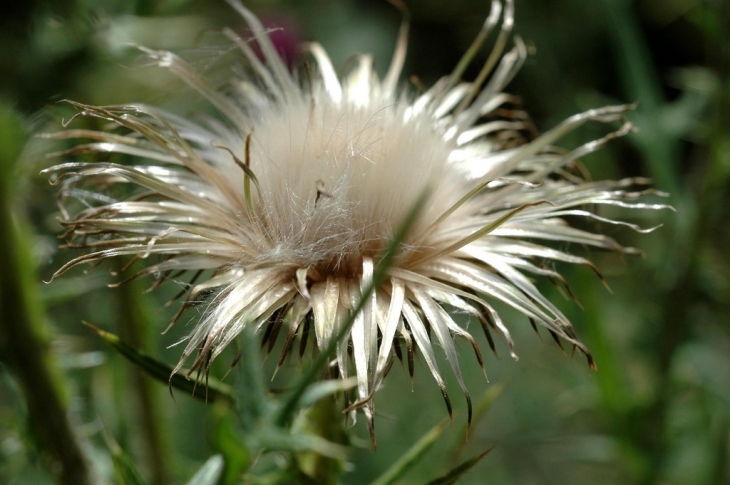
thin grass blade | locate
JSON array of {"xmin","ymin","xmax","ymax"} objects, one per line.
[
  {"xmin": 273, "ymin": 187, "xmax": 431, "ymax": 426},
  {"xmin": 426, "ymin": 447, "xmax": 495, "ymax": 485},
  {"xmin": 370, "ymin": 419, "xmax": 450, "ymax": 485},
  {"xmin": 83, "ymin": 322, "xmax": 234, "ymax": 404}
]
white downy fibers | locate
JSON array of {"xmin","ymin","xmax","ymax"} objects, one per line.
[{"xmin": 44, "ymin": 0, "xmax": 670, "ymax": 443}]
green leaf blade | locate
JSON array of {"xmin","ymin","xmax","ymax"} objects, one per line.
[
  {"xmin": 426, "ymin": 448, "xmax": 495, "ymax": 485},
  {"xmin": 184, "ymin": 455, "xmax": 225, "ymax": 485},
  {"xmin": 83, "ymin": 322, "xmax": 234, "ymax": 404}
]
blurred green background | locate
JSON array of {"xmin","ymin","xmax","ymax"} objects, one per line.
[{"xmin": 0, "ymin": 0, "xmax": 728, "ymax": 484}]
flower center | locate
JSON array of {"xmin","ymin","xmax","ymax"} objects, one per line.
[{"xmin": 246, "ymin": 89, "xmax": 463, "ymax": 273}]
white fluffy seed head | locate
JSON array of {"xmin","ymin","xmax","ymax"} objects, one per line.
[{"xmin": 44, "ymin": 0, "xmax": 670, "ymax": 445}]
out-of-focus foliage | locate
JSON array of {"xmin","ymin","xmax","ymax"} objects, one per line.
[{"xmin": 0, "ymin": 0, "xmax": 727, "ymax": 484}]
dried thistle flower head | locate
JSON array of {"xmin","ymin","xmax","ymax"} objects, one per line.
[{"xmin": 44, "ymin": 0, "xmax": 668, "ymax": 442}]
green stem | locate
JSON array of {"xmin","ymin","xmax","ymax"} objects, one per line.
[
  {"xmin": 297, "ymin": 397, "xmax": 348, "ymax": 485},
  {"xmin": 116, "ymin": 268, "xmax": 170, "ymax": 485},
  {"xmin": 0, "ymin": 105, "xmax": 90, "ymax": 485}
]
